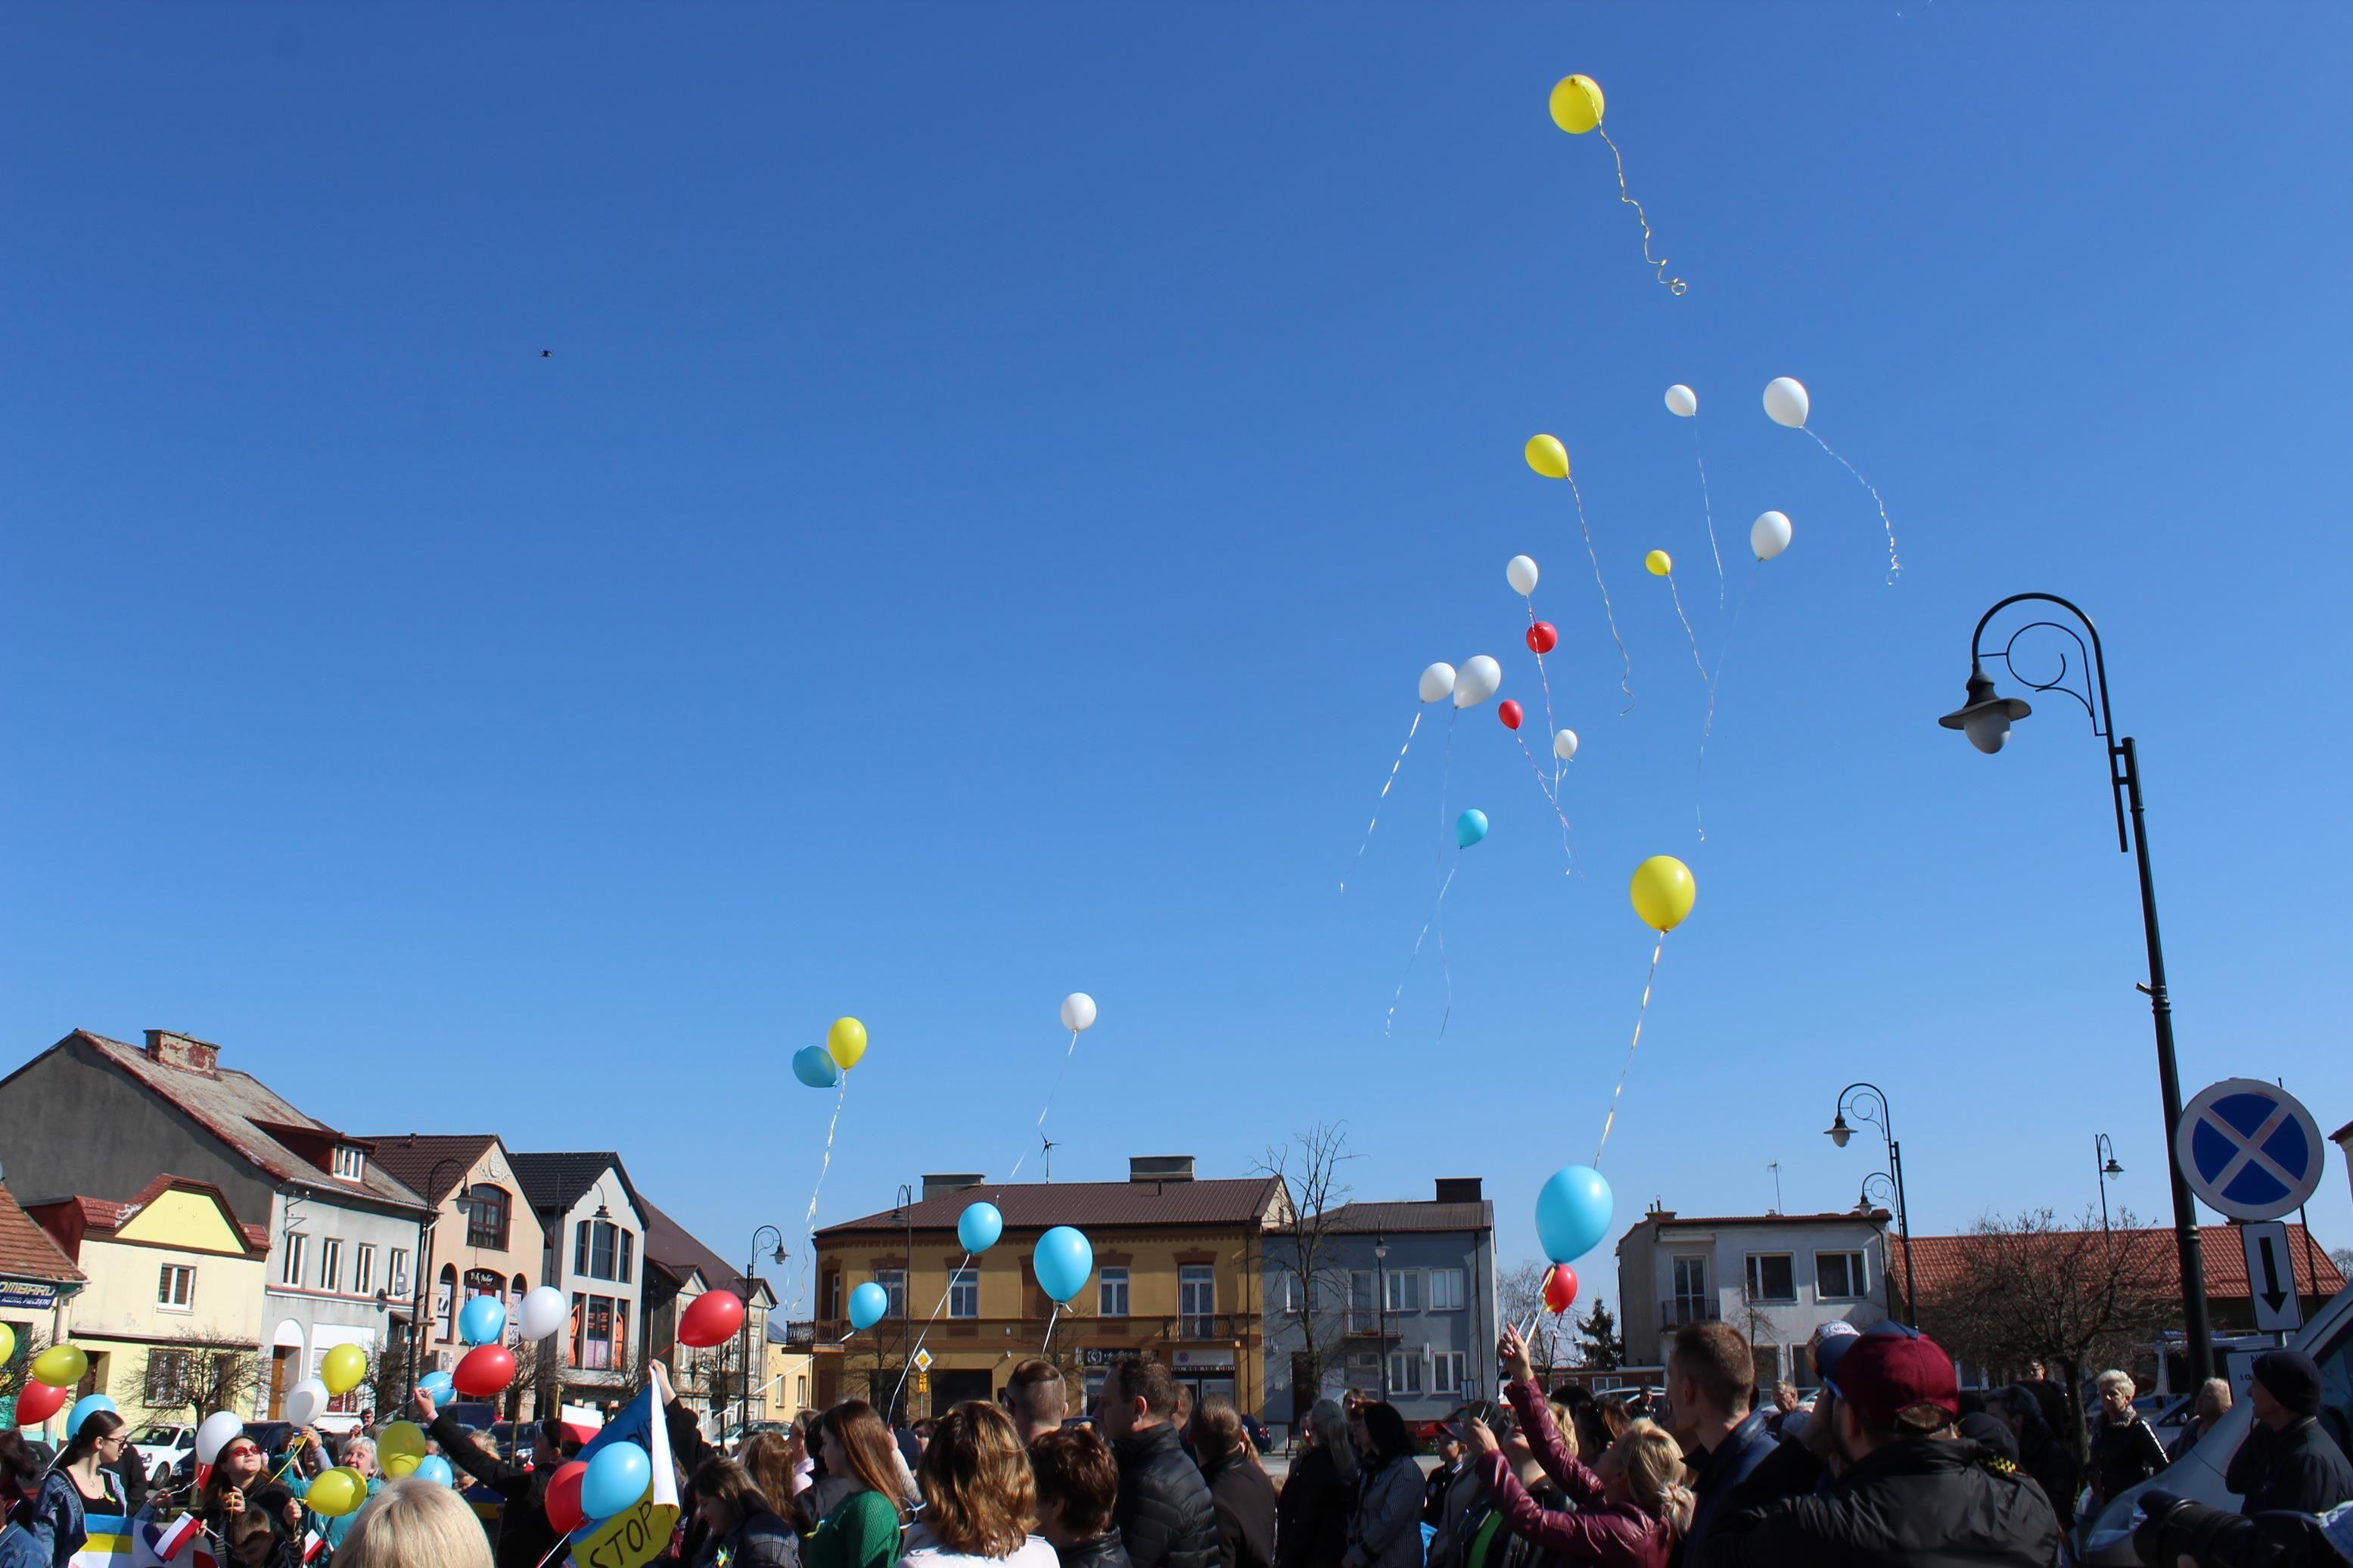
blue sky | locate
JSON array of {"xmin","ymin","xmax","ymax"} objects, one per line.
[{"xmin": 7, "ymin": 5, "xmax": 2351, "ymax": 1318}]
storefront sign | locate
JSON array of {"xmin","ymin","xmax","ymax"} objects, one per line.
[
  {"xmin": 1080, "ymin": 1347, "xmax": 1137, "ymax": 1368},
  {"xmin": 0, "ymin": 1281, "xmax": 61, "ymax": 1311},
  {"xmin": 1172, "ymin": 1349, "xmax": 1234, "ymax": 1372}
]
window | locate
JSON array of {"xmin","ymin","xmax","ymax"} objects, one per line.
[
  {"xmin": 620, "ymin": 1231, "xmax": 633, "ymax": 1284},
  {"xmin": 388, "ymin": 1248, "xmax": 410, "ymax": 1297},
  {"xmin": 615, "ymin": 1300, "xmax": 630, "ymax": 1368},
  {"xmin": 1428, "ymin": 1268, "xmax": 1466, "ymax": 1312},
  {"xmin": 949, "ymin": 1266, "xmax": 978, "ymax": 1320},
  {"xmin": 1098, "ymin": 1267, "xmax": 1130, "ymax": 1318},
  {"xmin": 1388, "ymin": 1350, "xmax": 1423, "ymax": 1396},
  {"xmin": 796, "ymin": 1376, "xmax": 807, "ymax": 1406},
  {"xmin": 436, "ymin": 1264, "xmax": 458, "ymax": 1342},
  {"xmin": 332, "ymin": 1146, "xmax": 365, "ymax": 1181},
  {"xmin": 576, "ymin": 1293, "xmax": 617, "ymax": 1370},
  {"xmin": 1816, "ymin": 1251, "xmax": 1866, "ymax": 1300},
  {"xmin": 353, "ymin": 1245, "xmax": 376, "ymax": 1297},
  {"xmin": 574, "ymin": 1218, "xmax": 633, "ymax": 1283},
  {"xmin": 874, "ymin": 1268, "xmax": 906, "ymax": 1318},
  {"xmin": 1669, "ymin": 1256, "xmax": 1711, "ymax": 1325},
  {"xmin": 1744, "ymin": 1254, "xmax": 1795, "ymax": 1303},
  {"xmin": 1752, "ymin": 1345, "xmax": 1781, "ymax": 1386},
  {"xmin": 1792, "ymin": 1343, "xmax": 1817, "ymax": 1388},
  {"xmin": 825, "ymin": 1273, "xmax": 842, "ymax": 1323},
  {"xmin": 1347, "ymin": 1271, "xmax": 1379, "ymax": 1334},
  {"xmin": 467, "ymin": 1186, "xmax": 511, "ymax": 1250},
  {"xmin": 319, "ymin": 1239, "xmax": 343, "ymax": 1293},
  {"xmin": 281, "ymin": 1233, "xmax": 308, "ymax": 1288},
  {"xmin": 157, "ymin": 1265, "xmax": 195, "ymax": 1311},
  {"xmin": 1180, "ymin": 1266, "xmax": 1216, "ymax": 1338},
  {"xmin": 1432, "ymin": 1350, "xmax": 1467, "ymax": 1396},
  {"xmin": 1385, "ymin": 1270, "xmax": 1422, "ymax": 1314},
  {"xmin": 146, "ymin": 1349, "xmax": 192, "ymax": 1405}
]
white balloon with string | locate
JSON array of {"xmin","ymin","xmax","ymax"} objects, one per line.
[
  {"xmin": 1763, "ymin": 377, "xmax": 1898, "ymax": 580},
  {"xmin": 1343, "ymin": 664, "xmax": 1456, "ymax": 891}
]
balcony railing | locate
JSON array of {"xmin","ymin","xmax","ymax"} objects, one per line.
[
  {"xmin": 1660, "ymin": 1298, "xmax": 1720, "ymax": 1330},
  {"xmin": 814, "ymin": 1312, "xmax": 1247, "ymax": 1345},
  {"xmin": 1343, "ymin": 1312, "xmax": 1400, "ymax": 1340},
  {"xmin": 779, "ymin": 1321, "xmax": 817, "ymax": 1348}
]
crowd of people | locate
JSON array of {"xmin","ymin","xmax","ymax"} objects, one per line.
[{"xmin": 6, "ymin": 1329, "xmax": 2353, "ymax": 1568}]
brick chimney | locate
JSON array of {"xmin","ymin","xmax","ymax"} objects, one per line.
[{"xmin": 145, "ymin": 1029, "xmax": 221, "ymax": 1077}]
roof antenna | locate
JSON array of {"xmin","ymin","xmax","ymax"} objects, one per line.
[
  {"xmin": 1041, "ymin": 1135, "xmax": 1056, "ymax": 1183},
  {"xmin": 1767, "ymin": 1160, "xmax": 1783, "ymax": 1215}
]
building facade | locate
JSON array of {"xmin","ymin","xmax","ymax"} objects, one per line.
[
  {"xmin": 508, "ymin": 1152, "xmax": 648, "ymax": 1409},
  {"xmin": 1616, "ymin": 1206, "xmax": 1895, "ymax": 1387},
  {"xmin": 0, "ymin": 1030, "xmax": 430, "ymax": 1422},
  {"xmin": 812, "ymin": 1157, "xmax": 1282, "ymax": 1423},
  {"xmin": 1260, "ymin": 1178, "xmax": 1497, "ymax": 1442},
  {"xmin": 361, "ymin": 1134, "xmax": 549, "ymax": 1387},
  {"xmin": 640, "ymin": 1196, "xmax": 778, "ymax": 1434}
]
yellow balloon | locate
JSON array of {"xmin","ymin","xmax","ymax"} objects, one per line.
[
  {"xmin": 0, "ymin": 1324, "xmax": 14, "ymax": 1368},
  {"xmin": 306, "ymin": 1467, "xmax": 365, "ymax": 1519},
  {"xmin": 1645, "ymin": 550, "xmax": 1672, "ymax": 577},
  {"xmin": 31, "ymin": 1345, "xmax": 88, "ymax": 1389},
  {"xmin": 382, "ymin": 1452, "xmax": 421, "ymax": 1478},
  {"xmin": 379, "ymin": 1420, "xmax": 427, "ymax": 1464},
  {"xmin": 826, "ymin": 1016, "xmax": 868, "ymax": 1070},
  {"xmin": 320, "ymin": 1342, "xmax": 367, "ymax": 1396},
  {"xmin": 1629, "ymin": 855, "xmax": 1696, "ymax": 933},
  {"xmin": 1549, "ymin": 74, "xmax": 1605, "ymax": 135},
  {"xmin": 1524, "ymin": 434, "xmax": 1570, "ymax": 480}
]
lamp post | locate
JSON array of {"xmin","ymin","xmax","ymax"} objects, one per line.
[
  {"xmin": 1826, "ymin": 1082, "xmax": 1914, "ymax": 1327},
  {"xmin": 1373, "ymin": 1235, "xmax": 1389, "ymax": 1401},
  {"xmin": 894, "ymin": 1185, "xmax": 915, "ymax": 1424},
  {"xmin": 741, "ymin": 1226, "xmax": 788, "ymax": 1436},
  {"xmin": 1938, "ymin": 591, "xmax": 2213, "ymax": 1386},
  {"xmin": 2094, "ymin": 1136, "xmax": 2125, "ymax": 1237},
  {"xmin": 406, "ymin": 1157, "xmax": 473, "ymax": 1396}
]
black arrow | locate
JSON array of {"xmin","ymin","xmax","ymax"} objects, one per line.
[{"xmin": 2258, "ymin": 1232, "xmax": 2289, "ymax": 1315}]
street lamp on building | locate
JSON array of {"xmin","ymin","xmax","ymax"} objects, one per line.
[
  {"xmin": 1826, "ymin": 1082, "xmax": 1914, "ymax": 1327},
  {"xmin": 1938, "ymin": 591, "xmax": 2213, "ymax": 1386},
  {"xmin": 1373, "ymin": 1236, "xmax": 1390, "ymax": 1400},
  {"xmin": 2095, "ymin": 1135, "xmax": 2125, "ymax": 1235},
  {"xmin": 741, "ymin": 1225, "xmax": 788, "ymax": 1435},
  {"xmin": 406, "ymin": 1156, "xmax": 474, "ymax": 1396}
]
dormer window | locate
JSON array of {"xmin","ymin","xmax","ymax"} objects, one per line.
[{"xmin": 332, "ymin": 1146, "xmax": 365, "ymax": 1181}]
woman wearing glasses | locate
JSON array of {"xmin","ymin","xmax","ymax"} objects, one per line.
[{"xmin": 0, "ymin": 1408, "xmax": 130, "ymax": 1567}]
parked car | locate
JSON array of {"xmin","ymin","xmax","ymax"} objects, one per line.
[
  {"xmin": 720, "ymin": 1419, "xmax": 791, "ymax": 1454},
  {"xmin": 128, "ymin": 1423, "xmax": 196, "ymax": 1483}
]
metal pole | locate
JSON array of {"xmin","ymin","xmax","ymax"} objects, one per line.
[
  {"xmin": 2096, "ymin": 1137, "xmax": 2112, "ymax": 1235},
  {"xmin": 739, "ymin": 1252, "xmax": 754, "ymax": 1437},
  {"xmin": 1890, "ymin": 1138, "xmax": 1916, "ymax": 1328}
]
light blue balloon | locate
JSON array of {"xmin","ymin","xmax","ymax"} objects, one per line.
[
  {"xmin": 1455, "ymin": 809, "xmax": 1489, "ymax": 849},
  {"xmin": 418, "ymin": 1371, "xmax": 455, "ymax": 1405},
  {"xmin": 792, "ymin": 1045, "xmax": 841, "ymax": 1089},
  {"xmin": 1534, "ymin": 1165, "xmax": 1612, "ymax": 1264},
  {"xmin": 957, "ymin": 1201, "xmax": 1003, "ymax": 1255},
  {"xmin": 848, "ymin": 1281, "xmax": 891, "ymax": 1330},
  {"xmin": 458, "ymin": 1295, "xmax": 507, "ymax": 1348},
  {"xmin": 580, "ymin": 1439, "xmax": 651, "ymax": 1520},
  {"xmin": 415, "ymin": 1455, "xmax": 455, "ymax": 1487},
  {"xmin": 65, "ymin": 1394, "xmax": 117, "ymax": 1438},
  {"xmin": 1033, "ymin": 1225, "xmax": 1093, "ymax": 1304}
]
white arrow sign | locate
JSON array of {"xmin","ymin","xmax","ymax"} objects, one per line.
[{"xmin": 2243, "ymin": 1221, "xmax": 2303, "ymax": 1334}]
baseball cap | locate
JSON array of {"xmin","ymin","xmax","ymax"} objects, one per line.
[
  {"xmin": 1811, "ymin": 1321, "xmax": 1863, "ymax": 1381},
  {"xmin": 1823, "ymin": 1321, "xmax": 1958, "ymax": 1432}
]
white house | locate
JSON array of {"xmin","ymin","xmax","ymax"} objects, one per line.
[{"xmin": 508, "ymin": 1152, "xmax": 648, "ymax": 1408}]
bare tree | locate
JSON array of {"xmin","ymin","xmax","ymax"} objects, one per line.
[
  {"xmin": 1497, "ymin": 1261, "xmax": 1577, "ymax": 1378},
  {"xmin": 152, "ymin": 1329, "xmax": 266, "ymax": 1425},
  {"xmin": 1256, "ymin": 1122, "xmax": 1357, "ymax": 1414},
  {"xmin": 2332, "ymin": 1247, "xmax": 2353, "ymax": 1283},
  {"xmin": 1, "ymin": 1323, "xmax": 51, "ymax": 1411},
  {"xmin": 1915, "ymin": 1206, "xmax": 2174, "ymax": 1467}
]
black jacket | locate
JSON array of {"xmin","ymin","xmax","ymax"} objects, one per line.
[
  {"xmin": 693, "ymin": 1506, "xmax": 803, "ymax": 1568},
  {"xmin": 1273, "ymin": 1445, "xmax": 1350, "ymax": 1568},
  {"xmin": 1699, "ymin": 1436, "xmax": 2063, "ymax": 1568},
  {"xmin": 2091, "ymin": 1414, "xmax": 2169, "ymax": 1504},
  {"xmin": 1717, "ymin": 1433, "xmax": 1824, "ymax": 1514},
  {"xmin": 2136, "ymin": 1494, "xmax": 2345, "ymax": 1568},
  {"xmin": 2226, "ymin": 1417, "xmax": 2353, "ymax": 1517},
  {"xmin": 2016, "ymin": 1417, "xmax": 2079, "ymax": 1533},
  {"xmin": 1201, "ymin": 1448, "xmax": 1276, "ymax": 1568},
  {"xmin": 1061, "ymin": 1532, "xmax": 1137, "ymax": 1568},
  {"xmin": 431, "ymin": 1411, "xmax": 558, "ymax": 1568},
  {"xmin": 1113, "ymin": 1424, "xmax": 1218, "ymax": 1568}
]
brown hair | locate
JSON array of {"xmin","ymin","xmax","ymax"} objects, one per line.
[
  {"xmin": 822, "ymin": 1399, "xmax": 909, "ymax": 1520},
  {"xmin": 1670, "ymin": 1321, "xmax": 1755, "ymax": 1417},
  {"xmin": 1028, "ymin": 1427, "xmax": 1118, "ymax": 1538},
  {"xmin": 226, "ymin": 1507, "xmax": 277, "ymax": 1548},
  {"xmin": 1191, "ymin": 1396, "xmax": 1248, "ymax": 1464},
  {"xmin": 737, "ymin": 1431, "xmax": 801, "ymax": 1525},
  {"xmin": 917, "ymin": 1402, "xmax": 1035, "ymax": 1560},
  {"xmin": 58, "ymin": 1408, "xmax": 126, "ymax": 1470},
  {"xmin": 1006, "ymin": 1359, "xmax": 1070, "ymax": 1426},
  {"xmin": 693, "ymin": 1456, "xmax": 780, "ymax": 1533},
  {"xmin": 0, "ymin": 1430, "xmax": 38, "ymax": 1498},
  {"xmin": 1108, "ymin": 1356, "xmax": 1176, "ymax": 1417}
]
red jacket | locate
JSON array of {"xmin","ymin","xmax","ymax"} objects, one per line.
[{"xmin": 1470, "ymin": 1379, "xmax": 1673, "ymax": 1568}]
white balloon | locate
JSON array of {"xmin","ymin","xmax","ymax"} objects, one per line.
[
  {"xmin": 284, "ymin": 1378, "xmax": 328, "ymax": 1427},
  {"xmin": 1505, "ymin": 555, "xmax": 1540, "ymax": 597},
  {"xmin": 1763, "ymin": 377, "xmax": 1810, "ymax": 430},
  {"xmin": 1664, "ymin": 384, "xmax": 1698, "ymax": 418},
  {"xmin": 1751, "ymin": 511, "xmax": 1793, "ymax": 561},
  {"xmin": 1452, "ymin": 656, "xmax": 1502, "ymax": 709},
  {"xmin": 519, "ymin": 1285, "xmax": 568, "ymax": 1342},
  {"xmin": 1553, "ymin": 728, "xmax": 1579, "ymax": 762},
  {"xmin": 196, "ymin": 1411, "xmax": 244, "ymax": 1464},
  {"xmin": 1418, "ymin": 663, "xmax": 1456, "ymax": 704},
  {"xmin": 1060, "ymin": 992, "xmax": 1097, "ymax": 1033}
]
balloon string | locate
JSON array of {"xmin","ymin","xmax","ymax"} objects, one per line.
[
  {"xmin": 1511, "ymin": 729, "xmax": 1575, "ymax": 874},
  {"xmin": 1807, "ymin": 427, "xmax": 1901, "ymax": 582},
  {"xmin": 798, "ymin": 1078, "xmax": 850, "ymax": 1316},
  {"xmin": 1667, "ymin": 573, "xmax": 1707, "ymax": 683},
  {"xmin": 1341, "ymin": 708, "xmax": 1421, "ymax": 892},
  {"xmin": 1594, "ymin": 932, "xmax": 1668, "ymax": 1165},
  {"xmin": 1384, "ymin": 859, "xmax": 1459, "ymax": 1038},
  {"xmin": 1042, "ymin": 1301, "xmax": 1061, "ymax": 1354},
  {"xmin": 1525, "ymin": 603, "xmax": 1562, "ymax": 792},
  {"xmin": 1695, "ymin": 567, "xmax": 1761, "ymax": 843},
  {"xmin": 1691, "ymin": 423, "xmax": 1724, "ymax": 607},
  {"xmin": 1594, "ymin": 126, "xmax": 1686, "ymax": 296},
  {"xmin": 1004, "ymin": 1030, "xmax": 1080, "ymax": 1183},
  {"xmin": 888, "ymin": 1250, "xmax": 972, "ymax": 1421},
  {"xmin": 1566, "ymin": 477, "xmax": 1634, "ymax": 713}
]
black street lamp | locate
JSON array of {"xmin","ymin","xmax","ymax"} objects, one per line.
[
  {"xmin": 1938, "ymin": 591, "xmax": 2213, "ymax": 1386},
  {"xmin": 2095, "ymin": 1135, "xmax": 2125, "ymax": 1236},
  {"xmin": 405, "ymin": 1155, "xmax": 474, "ymax": 1396},
  {"xmin": 1373, "ymin": 1235, "xmax": 1390, "ymax": 1401},
  {"xmin": 1826, "ymin": 1082, "xmax": 1914, "ymax": 1327},
  {"xmin": 741, "ymin": 1226, "xmax": 788, "ymax": 1435}
]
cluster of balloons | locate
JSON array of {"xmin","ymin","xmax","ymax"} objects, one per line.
[
  {"xmin": 793, "ymin": 1017, "xmax": 868, "ymax": 1089},
  {"xmin": 453, "ymin": 1292, "xmax": 518, "ymax": 1399},
  {"xmin": 541, "ymin": 1439, "xmax": 657, "ymax": 1535},
  {"xmin": 1535, "ymin": 1165, "xmax": 1614, "ymax": 1265}
]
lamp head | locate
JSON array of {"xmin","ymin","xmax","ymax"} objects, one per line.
[
  {"xmin": 2103, "ymin": 1157, "xmax": 2124, "ymax": 1177},
  {"xmin": 1939, "ymin": 671, "xmax": 2034, "ymax": 755},
  {"xmin": 1826, "ymin": 1113, "xmax": 1852, "ymax": 1149}
]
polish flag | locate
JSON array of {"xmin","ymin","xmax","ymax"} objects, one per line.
[
  {"xmin": 301, "ymin": 1529, "xmax": 329, "ymax": 1563},
  {"xmin": 151, "ymin": 1514, "xmax": 204, "ymax": 1560}
]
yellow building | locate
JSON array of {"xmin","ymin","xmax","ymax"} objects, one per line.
[
  {"xmin": 766, "ymin": 1332, "xmax": 816, "ymax": 1421},
  {"xmin": 28, "ymin": 1175, "xmax": 269, "ymax": 1422},
  {"xmin": 813, "ymin": 1157, "xmax": 1283, "ymax": 1421}
]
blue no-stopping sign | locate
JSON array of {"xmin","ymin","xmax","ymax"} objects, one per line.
[{"xmin": 2173, "ymin": 1078, "xmax": 2326, "ymax": 1222}]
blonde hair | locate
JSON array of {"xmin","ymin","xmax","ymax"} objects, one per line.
[
  {"xmin": 918, "ymin": 1402, "xmax": 1036, "ymax": 1560},
  {"xmin": 337, "ymin": 1477, "xmax": 494, "ymax": 1568},
  {"xmin": 1612, "ymin": 1421, "xmax": 1694, "ymax": 1535},
  {"xmin": 2096, "ymin": 1369, "xmax": 2135, "ymax": 1399}
]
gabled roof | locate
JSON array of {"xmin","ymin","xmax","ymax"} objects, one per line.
[
  {"xmin": 508, "ymin": 1152, "xmax": 645, "ymax": 1221},
  {"xmin": 639, "ymin": 1197, "xmax": 776, "ymax": 1307},
  {"xmin": 27, "ymin": 1175, "xmax": 270, "ymax": 1259},
  {"xmin": 0, "ymin": 1185, "xmax": 85, "ymax": 1285},
  {"xmin": 818, "ymin": 1177, "xmax": 1284, "ymax": 1239},
  {"xmin": 45, "ymin": 1032, "xmax": 426, "ymax": 1213},
  {"xmin": 1892, "ymin": 1223, "xmax": 2345, "ymax": 1303},
  {"xmin": 356, "ymin": 1135, "xmax": 500, "ymax": 1206},
  {"xmin": 1322, "ymin": 1200, "xmax": 1494, "ymax": 1235}
]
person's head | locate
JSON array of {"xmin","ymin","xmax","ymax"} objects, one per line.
[
  {"xmin": 0, "ymin": 1430, "xmax": 39, "ymax": 1498},
  {"xmin": 61, "ymin": 1410, "xmax": 129, "ymax": 1472},
  {"xmin": 337, "ymin": 1435, "xmax": 378, "ymax": 1480},
  {"xmin": 2193, "ymin": 1376, "xmax": 2232, "ymax": 1423},
  {"xmin": 2250, "ymin": 1350, "xmax": 2323, "ymax": 1432},
  {"xmin": 1306, "ymin": 1399, "xmax": 1356, "ymax": 1480},
  {"xmin": 1825, "ymin": 1324, "xmax": 1960, "ymax": 1464},
  {"xmin": 820, "ymin": 1399, "xmax": 907, "ymax": 1513},
  {"xmin": 213, "ymin": 1432, "xmax": 266, "ymax": 1490},
  {"xmin": 1352, "ymin": 1402, "xmax": 1416, "ymax": 1466},
  {"xmin": 1593, "ymin": 1394, "xmax": 1630, "ymax": 1443},
  {"xmin": 1096, "ymin": 1357, "xmax": 1176, "ymax": 1441},
  {"xmin": 2025, "ymin": 1359, "xmax": 2047, "ymax": 1382},
  {"xmin": 1571, "ymin": 1400, "xmax": 1615, "ymax": 1464},
  {"xmin": 227, "ymin": 1507, "xmax": 281, "ymax": 1566},
  {"xmin": 918, "ymin": 1402, "xmax": 1034, "ymax": 1561},
  {"xmin": 337, "ymin": 1476, "xmax": 496, "ymax": 1568},
  {"xmin": 1173, "ymin": 1384, "xmax": 1195, "ymax": 1429},
  {"xmin": 693, "ymin": 1456, "xmax": 776, "ymax": 1537},
  {"xmin": 1986, "ymin": 1384, "xmax": 2042, "ymax": 1439},
  {"xmin": 1005, "ymin": 1358, "xmax": 1071, "ymax": 1439},
  {"xmin": 1600, "ymin": 1421, "xmax": 1693, "ymax": 1532},
  {"xmin": 1772, "ymin": 1382, "xmax": 1799, "ymax": 1414},
  {"xmin": 1666, "ymin": 1321, "xmax": 1755, "ymax": 1435},
  {"xmin": 1192, "ymin": 1396, "xmax": 1249, "ymax": 1467},
  {"xmin": 912, "ymin": 1418, "xmax": 937, "ymax": 1452},
  {"xmin": 1028, "ymin": 1427, "xmax": 1118, "ymax": 1550},
  {"xmin": 2094, "ymin": 1368, "xmax": 2136, "ymax": 1422},
  {"xmin": 738, "ymin": 1431, "xmax": 798, "ymax": 1518}
]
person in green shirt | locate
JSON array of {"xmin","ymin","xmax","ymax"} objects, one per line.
[{"xmin": 803, "ymin": 1401, "xmax": 907, "ymax": 1568}]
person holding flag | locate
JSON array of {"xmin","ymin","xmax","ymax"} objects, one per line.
[{"xmin": 414, "ymin": 1385, "xmax": 578, "ymax": 1568}]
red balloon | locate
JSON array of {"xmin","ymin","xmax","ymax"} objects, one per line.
[
  {"xmin": 453, "ymin": 1343, "xmax": 516, "ymax": 1398},
  {"xmin": 1526, "ymin": 622, "xmax": 1559, "ymax": 655},
  {"xmin": 1497, "ymin": 700, "xmax": 1523, "ymax": 731},
  {"xmin": 1542, "ymin": 1263, "xmax": 1579, "ymax": 1315},
  {"xmin": 677, "ymin": 1289, "xmax": 745, "ymax": 1349},
  {"xmin": 545, "ymin": 1461, "xmax": 589, "ymax": 1535},
  {"xmin": 14, "ymin": 1379, "xmax": 68, "ymax": 1424}
]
